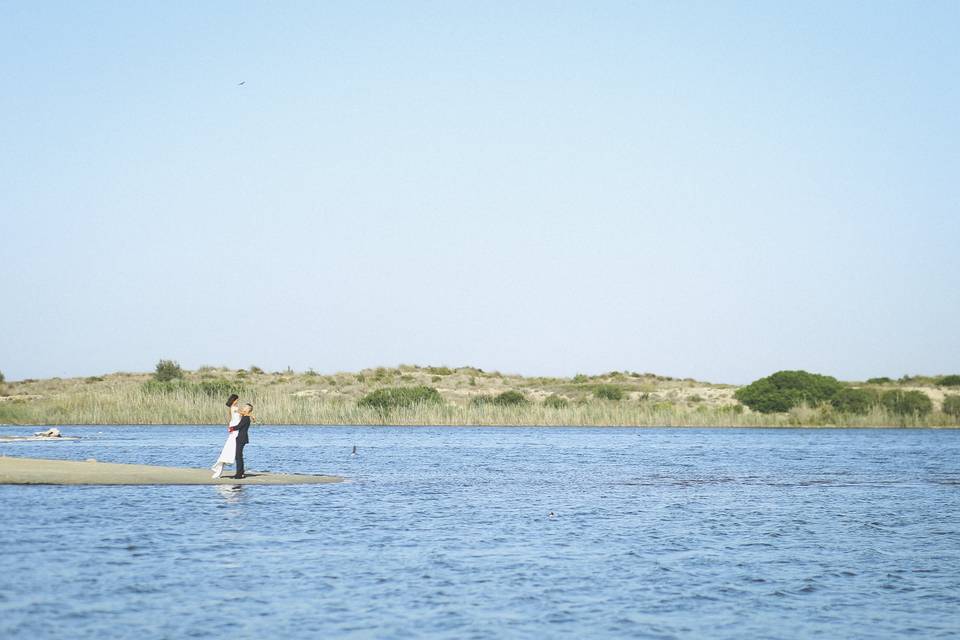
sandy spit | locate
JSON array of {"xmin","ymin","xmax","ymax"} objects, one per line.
[{"xmin": 0, "ymin": 456, "xmax": 343, "ymax": 486}]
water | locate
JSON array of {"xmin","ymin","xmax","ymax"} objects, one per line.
[{"xmin": 1, "ymin": 426, "xmax": 958, "ymax": 639}]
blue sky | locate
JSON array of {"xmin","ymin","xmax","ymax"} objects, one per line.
[{"xmin": 1, "ymin": 2, "xmax": 957, "ymax": 383}]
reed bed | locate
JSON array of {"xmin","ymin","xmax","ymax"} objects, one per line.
[{"xmin": 0, "ymin": 383, "xmax": 956, "ymax": 427}]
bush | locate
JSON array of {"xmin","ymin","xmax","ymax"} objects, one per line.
[
  {"xmin": 142, "ymin": 379, "xmax": 243, "ymax": 397},
  {"xmin": 154, "ymin": 359, "xmax": 184, "ymax": 382},
  {"xmin": 543, "ymin": 394, "xmax": 569, "ymax": 409},
  {"xmin": 572, "ymin": 374, "xmax": 589, "ymax": 384},
  {"xmin": 717, "ymin": 404, "xmax": 745, "ymax": 415},
  {"xmin": 249, "ymin": 365, "xmax": 264, "ymax": 374},
  {"xmin": 830, "ymin": 388, "xmax": 878, "ymax": 415},
  {"xmin": 592, "ymin": 384, "xmax": 624, "ymax": 401},
  {"xmin": 198, "ymin": 379, "xmax": 242, "ymax": 397},
  {"xmin": 493, "ymin": 390, "xmax": 527, "ymax": 405},
  {"xmin": 358, "ymin": 386, "xmax": 443, "ymax": 411},
  {"xmin": 734, "ymin": 370, "xmax": 842, "ymax": 414},
  {"xmin": 0, "ymin": 370, "xmax": 5, "ymax": 385},
  {"xmin": 943, "ymin": 395, "xmax": 960, "ymax": 418},
  {"xmin": 142, "ymin": 380, "xmax": 187, "ymax": 394},
  {"xmin": 426, "ymin": 366, "xmax": 453, "ymax": 376},
  {"xmin": 471, "ymin": 391, "xmax": 528, "ymax": 407},
  {"xmin": 938, "ymin": 375, "xmax": 960, "ymax": 387},
  {"xmin": 866, "ymin": 377, "xmax": 892, "ymax": 385},
  {"xmin": 880, "ymin": 390, "xmax": 933, "ymax": 416}
]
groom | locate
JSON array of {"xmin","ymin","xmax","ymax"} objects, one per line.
[{"xmin": 233, "ymin": 403, "xmax": 254, "ymax": 479}]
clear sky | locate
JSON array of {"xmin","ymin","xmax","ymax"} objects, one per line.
[{"xmin": 1, "ymin": 2, "xmax": 957, "ymax": 384}]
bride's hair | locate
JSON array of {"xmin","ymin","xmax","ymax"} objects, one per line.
[{"xmin": 226, "ymin": 394, "xmax": 239, "ymax": 407}]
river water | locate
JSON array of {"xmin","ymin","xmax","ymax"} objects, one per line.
[{"xmin": 1, "ymin": 426, "xmax": 958, "ymax": 639}]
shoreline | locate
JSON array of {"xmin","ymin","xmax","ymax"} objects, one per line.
[{"xmin": 0, "ymin": 455, "xmax": 343, "ymax": 485}]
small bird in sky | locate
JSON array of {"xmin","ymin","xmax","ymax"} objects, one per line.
[{"xmin": 237, "ymin": 81, "xmax": 245, "ymax": 86}]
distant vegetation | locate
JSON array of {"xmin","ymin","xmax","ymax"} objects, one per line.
[
  {"xmin": 943, "ymin": 395, "xmax": 960, "ymax": 418},
  {"xmin": 592, "ymin": 385, "xmax": 625, "ymax": 401},
  {"xmin": 879, "ymin": 390, "xmax": 933, "ymax": 416},
  {"xmin": 830, "ymin": 387, "xmax": 877, "ymax": 415},
  {"xmin": 143, "ymin": 379, "xmax": 243, "ymax": 398},
  {"xmin": 735, "ymin": 371, "xmax": 842, "ymax": 414},
  {"xmin": 153, "ymin": 359, "xmax": 184, "ymax": 382},
  {"xmin": 358, "ymin": 386, "xmax": 443, "ymax": 411},
  {"xmin": 471, "ymin": 390, "xmax": 528, "ymax": 407},
  {"xmin": 0, "ymin": 364, "xmax": 957, "ymax": 427}
]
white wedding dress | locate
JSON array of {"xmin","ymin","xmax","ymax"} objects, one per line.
[{"xmin": 212, "ymin": 405, "xmax": 241, "ymax": 478}]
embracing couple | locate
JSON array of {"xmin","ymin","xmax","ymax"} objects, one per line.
[{"xmin": 211, "ymin": 394, "xmax": 254, "ymax": 479}]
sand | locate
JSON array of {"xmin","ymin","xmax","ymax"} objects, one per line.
[{"xmin": 0, "ymin": 456, "xmax": 343, "ymax": 485}]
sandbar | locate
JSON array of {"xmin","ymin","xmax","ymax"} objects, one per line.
[{"xmin": 0, "ymin": 456, "xmax": 343, "ymax": 485}]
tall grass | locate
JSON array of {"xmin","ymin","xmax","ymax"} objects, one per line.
[{"xmin": 0, "ymin": 384, "xmax": 957, "ymax": 427}]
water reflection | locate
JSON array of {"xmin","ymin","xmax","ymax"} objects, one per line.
[{"xmin": 215, "ymin": 484, "xmax": 245, "ymax": 504}]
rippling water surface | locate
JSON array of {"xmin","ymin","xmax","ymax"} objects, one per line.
[{"xmin": 1, "ymin": 426, "xmax": 958, "ymax": 639}]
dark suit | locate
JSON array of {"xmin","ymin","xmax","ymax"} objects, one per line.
[{"xmin": 234, "ymin": 416, "xmax": 251, "ymax": 477}]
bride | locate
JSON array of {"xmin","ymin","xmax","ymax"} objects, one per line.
[{"xmin": 211, "ymin": 394, "xmax": 241, "ymax": 479}]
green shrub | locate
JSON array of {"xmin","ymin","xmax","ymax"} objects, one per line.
[
  {"xmin": 426, "ymin": 366, "xmax": 453, "ymax": 376},
  {"xmin": 543, "ymin": 394, "xmax": 569, "ymax": 408},
  {"xmin": 866, "ymin": 377, "xmax": 892, "ymax": 385},
  {"xmin": 734, "ymin": 370, "xmax": 842, "ymax": 413},
  {"xmin": 572, "ymin": 374, "xmax": 589, "ymax": 384},
  {"xmin": 592, "ymin": 384, "xmax": 624, "ymax": 401},
  {"xmin": 142, "ymin": 380, "xmax": 187, "ymax": 394},
  {"xmin": 142, "ymin": 379, "xmax": 243, "ymax": 398},
  {"xmin": 249, "ymin": 365, "xmax": 264, "ymax": 374},
  {"xmin": 85, "ymin": 376, "xmax": 104, "ymax": 384},
  {"xmin": 0, "ymin": 370, "xmax": 6, "ymax": 386},
  {"xmin": 880, "ymin": 390, "xmax": 933, "ymax": 416},
  {"xmin": 943, "ymin": 395, "xmax": 960, "ymax": 418},
  {"xmin": 494, "ymin": 390, "xmax": 527, "ymax": 405},
  {"xmin": 470, "ymin": 395, "xmax": 491, "ymax": 407},
  {"xmin": 471, "ymin": 391, "xmax": 528, "ymax": 407},
  {"xmin": 358, "ymin": 386, "xmax": 443, "ymax": 411},
  {"xmin": 153, "ymin": 359, "xmax": 184, "ymax": 382},
  {"xmin": 938, "ymin": 375, "xmax": 960, "ymax": 387},
  {"xmin": 197, "ymin": 379, "xmax": 242, "ymax": 397},
  {"xmin": 830, "ymin": 388, "xmax": 879, "ymax": 415},
  {"xmin": 717, "ymin": 404, "xmax": 744, "ymax": 415}
]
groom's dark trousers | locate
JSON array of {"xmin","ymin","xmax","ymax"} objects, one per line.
[
  {"xmin": 235, "ymin": 441, "xmax": 246, "ymax": 477},
  {"xmin": 234, "ymin": 416, "xmax": 251, "ymax": 477}
]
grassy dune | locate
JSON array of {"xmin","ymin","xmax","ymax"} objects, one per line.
[{"xmin": 0, "ymin": 366, "xmax": 957, "ymax": 427}]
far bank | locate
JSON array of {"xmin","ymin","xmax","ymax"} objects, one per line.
[{"xmin": 1, "ymin": 365, "xmax": 957, "ymax": 428}]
